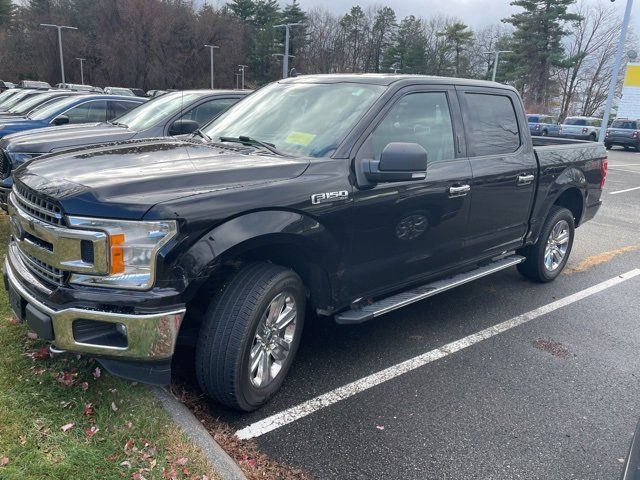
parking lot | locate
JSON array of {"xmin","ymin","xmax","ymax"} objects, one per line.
[{"xmin": 187, "ymin": 148, "xmax": 640, "ymax": 479}]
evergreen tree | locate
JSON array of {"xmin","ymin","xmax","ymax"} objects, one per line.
[
  {"xmin": 437, "ymin": 22, "xmax": 473, "ymax": 77},
  {"xmin": 503, "ymin": 0, "xmax": 582, "ymax": 107},
  {"xmin": 227, "ymin": 0, "xmax": 254, "ymax": 22},
  {"xmin": 340, "ymin": 6, "xmax": 367, "ymax": 72},
  {"xmin": 386, "ymin": 16, "xmax": 426, "ymax": 74},
  {"xmin": 370, "ymin": 7, "xmax": 396, "ymax": 73},
  {"xmin": 0, "ymin": 0, "xmax": 13, "ymax": 26},
  {"xmin": 281, "ymin": 0, "xmax": 307, "ymax": 61}
]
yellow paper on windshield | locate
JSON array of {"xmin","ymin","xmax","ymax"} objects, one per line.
[{"xmin": 285, "ymin": 131, "xmax": 316, "ymax": 146}]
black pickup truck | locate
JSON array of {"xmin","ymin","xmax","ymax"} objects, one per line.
[{"xmin": 2, "ymin": 75, "xmax": 607, "ymax": 411}]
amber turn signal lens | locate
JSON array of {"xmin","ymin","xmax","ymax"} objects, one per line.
[{"xmin": 110, "ymin": 233, "xmax": 125, "ymax": 274}]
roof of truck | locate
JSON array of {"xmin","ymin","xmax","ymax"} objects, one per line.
[{"xmin": 281, "ymin": 73, "xmax": 515, "ymax": 90}]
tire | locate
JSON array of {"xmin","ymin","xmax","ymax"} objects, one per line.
[
  {"xmin": 605, "ymin": 143, "xmax": 612, "ymax": 150},
  {"xmin": 195, "ymin": 262, "xmax": 306, "ymax": 411},
  {"xmin": 517, "ymin": 206, "xmax": 575, "ymax": 283},
  {"xmin": 541, "ymin": 129, "xmax": 548, "ymax": 136},
  {"xmin": 589, "ymin": 133, "xmax": 597, "ymax": 142}
]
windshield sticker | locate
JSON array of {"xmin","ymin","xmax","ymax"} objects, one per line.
[{"xmin": 285, "ymin": 131, "xmax": 316, "ymax": 146}]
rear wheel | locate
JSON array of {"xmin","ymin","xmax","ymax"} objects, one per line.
[
  {"xmin": 517, "ymin": 206, "xmax": 575, "ymax": 283},
  {"xmin": 195, "ymin": 262, "xmax": 305, "ymax": 411},
  {"xmin": 541, "ymin": 129, "xmax": 548, "ymax": 136},
  {"xmin": 589, "ymin": 132, "xmax": 597, "ymax": 142}
]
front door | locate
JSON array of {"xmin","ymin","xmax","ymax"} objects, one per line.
[{"xmin": 348, "ymin": 87, "xmax": 473, "ymax": 298}]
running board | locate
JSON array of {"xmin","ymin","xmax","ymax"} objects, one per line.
[{"xmin": 335, "ymin": 255, "xmax": 525, "ymax": 324}]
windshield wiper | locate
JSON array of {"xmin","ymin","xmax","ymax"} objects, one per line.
[
  {"xmin": 219, "ymin": 135, "xmax": 285, "ymax": 156},
  {"xmin": 192, "ymin": 128, "xmax": 211, "ymax": 142}
]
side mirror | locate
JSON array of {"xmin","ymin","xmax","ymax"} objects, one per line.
[
  {"xmin": 52, "ymin": 115, "xmax": 69, "ymax": 126},
  {"xmin": 169, "ymin": 119, "xmax": 199, "ymax": 136},
  {"xmin": 363, "ymin": 142, "xmax": 428, "ymax": 183}
]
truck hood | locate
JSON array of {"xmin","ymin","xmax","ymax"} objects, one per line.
[
  {"xmin": 2, "ymin": 123, "xmax": 135, "ymax": 154},
  {"xmin": 15, "ymin": 138, "xmax": 310, "ymax": 219}
]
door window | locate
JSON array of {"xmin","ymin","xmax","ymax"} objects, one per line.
[
  {"xmin": 175, "ymin": 98, "xmax": 237, "ymax": 127},
  {"xmin": 110, "ymin": 100, "xmax": 140, "ymax": 119},
  {"xmin": 464, "ymin": 93, "xmax": 520, "ymax": 156},
  {"xmin": 63, "ymin": 101, "xmax": 108, "ymax": 123},
  {"xmin": 369, "ymin": 92, "xmax": 455, "ymax": 162}
]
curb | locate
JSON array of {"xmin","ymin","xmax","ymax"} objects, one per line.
[{"xmin": 152, "ymin": 386, "xmax": 248, "ymax": 480}]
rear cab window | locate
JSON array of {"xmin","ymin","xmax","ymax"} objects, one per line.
[{"xmin": 463, "ymin": 92, "xmax": 521, "ymax": 156}]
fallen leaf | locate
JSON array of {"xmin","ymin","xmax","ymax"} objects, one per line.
[
  {"xmin": 376, "ymin": 425, "xmax": 385, "ymax": 430},
  {"xmin": 92, "ymin": 367, "xmax": 101, "ymax": 379},
  {"xmin": 61, "ymin": 423, "xmax": 75, "ymax": 432},
  {"xmin": 1, "ymin": 456, "xmax": 9, "ymax": 466},
  {"xmin": 107, "ymin": 453, "xmax": 119, "ymax": 461},
  {"xmin": 111, "ymin": 402, "xmax": 118, "ymax": 412},
  {"xmin": 182, "ymin": 467, "xmax": 190, "ymax": 476},
  {"xmin": 132, "ymin": 472, "xmax": 147, "ymax": 480},
  {"xmin": 9, "ymin": 316, "xmax": 19, "ymax": 325},
  {"xmin": 124, "ymin": 439, "xmax": 135, "ymax": 455},
  {"xmin": 33, "ymin": 346, "xmax": 51, "ymax": 360},
  {"xmin": 125, "ymin": 421, "xmax": 133, "ymax": 429},
  {"xmin": 85, "ymin": 426, "xmax": 99, "ymax": 438},
  {"xmin": 84, "ymin": 404, "xmax": 95, "ymax": 416},
  {"xmin": 80, "ymin": 382, "xmax": 89, "ymax": 391},
  {"xmin": 120, "ymin": 460, "xmax": 132, "ymax": 468},
  {"xmin": 58, "ymin": 372, "xmax": 75, "ymax": 387},
  {"xmin": 19, "ymin": 435, "xmax": 26, "ymax": 445},
  {"xmin": 202, "ymin": 476, "xmax": 210, "ymax": 480},
  {"xmin": 27, "ymin": 331, "xmax": 38, "ymax": 340},
  {"xmin": 175, "ymin": 457, "xmax": 188, "ymax": 466}
]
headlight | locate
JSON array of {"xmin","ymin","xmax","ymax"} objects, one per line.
[
  {"xmin": 67, "ymin": 217, "xmax": 178, "ymax": 290},
  {"xmin": 7, "ymin": 151, "xmax": 38, "ymax": 166}
]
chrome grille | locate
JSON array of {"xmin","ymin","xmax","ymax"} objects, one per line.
[
  {"xmin": 0, "ymin": 150, "xmax": 9, "ymax": 179},
  {"xmin": 16, "ymin": 245, "xmax": 66, "ymax": 287},
  {"xmin": 13, "ymin": 183, "xmax": 63, "ymax": 226}
]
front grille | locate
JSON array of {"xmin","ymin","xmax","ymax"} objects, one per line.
[
  {"xmin": 13, "ymin": 183, "xmax": 63, "ymax": 226},
  {"xmin": 0, "ymin": 150, "xmax": 9, "ymax": 179},
  {"xmin": 16, "ymin": 246, "xmax": 66, "ymax": 287}
]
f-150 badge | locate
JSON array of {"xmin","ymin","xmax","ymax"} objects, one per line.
[{"xmin": 311, "ymin": 191, "xmax": 349, "ymax": 205}]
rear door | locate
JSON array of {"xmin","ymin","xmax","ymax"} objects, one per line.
[{"xmin": 457, "ymin": 87, "xmax": 537, "ymax": 261}]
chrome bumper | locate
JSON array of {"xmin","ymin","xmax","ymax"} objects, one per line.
[{"xmin": 4, "ymin": 249, "xmax": 185, "ymax": 360}]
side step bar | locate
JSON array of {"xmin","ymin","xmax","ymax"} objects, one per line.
[{"xmin": 335, "ymin": 255, "xmax": 525, "ymax": 324}]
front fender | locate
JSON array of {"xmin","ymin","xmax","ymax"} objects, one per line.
[{"xmin": 171, "ymin": 210, "xmax": 342, "ymax": 301}]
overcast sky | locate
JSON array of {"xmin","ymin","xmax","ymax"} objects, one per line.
[{"xmin": 288, "ymin": 0, "xmax": 639, "ymax": 36}]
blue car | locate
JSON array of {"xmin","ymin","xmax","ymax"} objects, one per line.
[
  {"xmin": 0, "ymin": 94, "xmax": 146, "ymax": 138},
  {"xmin": 527, "ymin": 114, "xmax": 560, "ymax": 137}
]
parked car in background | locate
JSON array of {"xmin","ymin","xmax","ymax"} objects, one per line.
[
  {"xmin": 0, "ymin": 89, "xmax": 51, "ymax": 113},
  {"xmin": 526, "ymin": 114, "xmax": 560, "ymax": 137},
  {"xmin": 0, "ymin": 91, "xmax": 83, "ymax": 118},
  {"xmin": 604, "ymin": 118, "xmax": 640, "ymax": 151},
  {"xmin": 104, "ymin": 87, "xmax": 135, "ymax": 96},
  {"xmin": 56, "ymin": 83, "xmax": 102, "ymax": 93},
  {"xmin": 129, "ymin": 88, "xmax": 146, "ymax": 97},
  {"xmin": 0, "ymin": 81, "xmax": 15, "ymax": 92},
  {"xmin": 0, "ymin": 90, "xmax": 245, "ymax": 196},
  {"xmin": 147, "ymin": 89, "xmax": 168, "ymax": 97},
  {"xmin": 0, "ymin": 89, "xmax": 25, "ymax": 107},
  {"xmin": 17, "ymin": 80, "xmax": 51, "ymax": 89},
  {"xmin": 0, "ymin": 94, "xmax": 145, "ymax": 139},
  {"xmin": 0, "ymin": 75, "xmax": 607, "ymax": 411},
  {"xmin": 558, "ymin": 116, "xmax": 602, "ymax": 141}
]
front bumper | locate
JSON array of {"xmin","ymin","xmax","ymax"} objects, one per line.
[{"xmin": 3, "ymin": 246, "xmax": 186, "ymax": 362}]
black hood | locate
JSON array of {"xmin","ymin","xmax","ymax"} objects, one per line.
[
  {"xmin": 15, "ymin": 138, "xmax": 310, "ymax": 219},
  {"xmin": 1, "ymin": 123, "xmax": 134, "ymax": 154}
]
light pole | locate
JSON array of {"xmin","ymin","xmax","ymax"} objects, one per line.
[
  {"xmin": 274, "ymin": 23, "xmax": 303, "ymax": 79},
  {"xmin": 484, "ymin": 50, "xmax": 512, "ymax": 82},
  {"xmin": 238, "ymin": 65, "xmax": 248, "ymax": 90},
  {"xmin": 40, "ymin": 24, "xmax": 78, "ymax": 84},
  {"xmin": 76, "ymin": 58, "xmax": 85, "ymax": 85},
  {"xmin": 599, "ymin": 0, "xmax": 634, "ymax": 142},
  {"xmin": 204, "ymin": 44, "xmax": 219, "ymax": 89}
]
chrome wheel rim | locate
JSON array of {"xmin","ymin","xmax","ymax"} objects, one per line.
[
  {"xmin": 248, "ymin": 292, "xmax": 297, "ymax": 388},
  {"xmin": 544, "ymin": 219, "xmax": 570, "ymax": 271}
]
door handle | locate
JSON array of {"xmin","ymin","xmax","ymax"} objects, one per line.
[
  {"xmin": 517, "ymin": 174, "xmax": 535, "ymax": 185},
  {"xmin": 448, "ymin": 184, "xmax": 471, "ymax": 197}
]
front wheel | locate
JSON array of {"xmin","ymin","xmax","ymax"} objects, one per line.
[
  {"xmin": 517, "ymin": 206, "xmax": 575, "ymax": 282},
  {"xmin": 195, "ymin": 262, "xmax": 305, "ymax": 411}
]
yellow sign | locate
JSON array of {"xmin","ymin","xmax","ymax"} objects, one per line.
[
  {"xmin": 623, "ymin": 63, "xmax": 640, "ymax": 87},
  {"xmin": 285, "ymin": 131, "xmax": 316, "ymax": 146}
]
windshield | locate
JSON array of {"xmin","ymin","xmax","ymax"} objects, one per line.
[
  {"xmin": 564, "ymin": 117, "xmax": 587, "ymax": 126},
  {"xmin": 0, "ymin": 89, "xmax": 18, "ymax": 104},
  {"xmin": 28, "ymin": 96, "xmax": 84, "ymax": 120},
  {"xmin": 7, "ymin": 93, "xmax": 61, "ymax": 114},
  {"xmin": 113, "ymin": 91, "xmax": 204, "ymax": 130},
  {"xmin": 109, "ymin": 88, "xmax": 134, "ymax": 96},
  {"xmin": 1, "ymin": 91, "xmax": 33, "ymax": 110},
  {"xmin": 612, "ymin": 120, "xmax": 637, "ymax": 129},
  {"xmin": 527, "ymin": 115, "xmax": 539, "ymax": 123},
  {"xmin": 203, "ymin": 82, "xmax": 384, "ymax": 157}
]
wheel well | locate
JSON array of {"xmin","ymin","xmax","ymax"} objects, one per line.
[{"xmin": 553, "ymin": 188, "xmax": 584, "ymax": 226}]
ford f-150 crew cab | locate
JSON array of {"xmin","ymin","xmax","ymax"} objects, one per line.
[{"xmin": 2, "ymin": 75, "xmax": 607, "ymax": 411}]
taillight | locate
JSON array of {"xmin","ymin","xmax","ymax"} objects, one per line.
[
  {"xmin": 582, "ymin": 127, "xmax": 588, "ymax": 134},
  {"xmin": 535, "ymin": 124, "xmax": 541, "ymax": 130},
  {"xmin": 633, "ymin": 131, "xmax": 638, "ymax": 138},
  {"xmin": 605, "ymin": 130, "xmax": 610, "ymax": 137},
  {"xmin": 600, "ymin": 159, "xmax": 608, "ymax": 189}
]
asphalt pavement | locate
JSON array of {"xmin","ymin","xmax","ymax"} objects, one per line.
[{"xmin": 196, "ymin": 147, "xmax": 640, "ymax": 479}]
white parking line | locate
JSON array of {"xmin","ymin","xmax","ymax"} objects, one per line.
[
  {"xmin": 608, "ymin": 163, "xmax": 640, "ymax": 167},
  {"xmin": 236, "ymin": 269, "xmax": 640, "ymax": 440},
  {"xmin": 610, "ymin": 186, "xmax": 640, "ymax": 195},
  {"xmin": 609, "ymin": 168, "xmax": 640, "ymax": 174}
]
